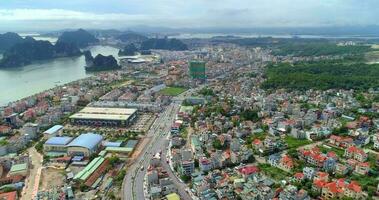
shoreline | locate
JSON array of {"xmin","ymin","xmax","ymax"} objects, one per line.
[{"xmin": 0, "ymin": 74, "xmax": 95, "ymax": 108}]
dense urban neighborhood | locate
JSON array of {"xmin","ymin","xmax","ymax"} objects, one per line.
[{"xmin": 1, "ymin": 29, "xmax": 379, "ymax": 200}]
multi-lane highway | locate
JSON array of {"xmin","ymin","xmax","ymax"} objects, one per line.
[{"xmin": 123, "ymin": 89, "xmax": 196, "ymax": 200}]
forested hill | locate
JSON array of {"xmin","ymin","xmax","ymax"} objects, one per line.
[{"xmin": 262, "ymin": 60, "xmax": 379, "ymax": 91}]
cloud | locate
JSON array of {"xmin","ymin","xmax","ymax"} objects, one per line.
[
  {"xmin": 0, "ymin": 9, "xmax": 147, "ymax": 21},
  {"xmin": 0, "ymin": 0, "xmax": 379, "ymax": 31}
]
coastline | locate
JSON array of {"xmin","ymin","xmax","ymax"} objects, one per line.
[{"xmin": 0, "ymin": 74, "xmax": 95, "ymax": 108}]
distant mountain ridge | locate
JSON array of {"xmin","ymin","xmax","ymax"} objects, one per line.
[
  {"xmin": 116, "ymin": 32, "xmax": 148, "ymax": 44},
  {"xmin": 57, "ymin": 29, "xmax": 99, "ymax": 48},
  {"xmin": 0, "ymin": 32, "xmax": 24, "ymax": 53}
]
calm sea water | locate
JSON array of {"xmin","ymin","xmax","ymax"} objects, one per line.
[{"xmin": 0, "ymin": 45, "xmax": 120, "ymax": 106}]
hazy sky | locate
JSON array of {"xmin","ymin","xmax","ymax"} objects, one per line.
[{"xmin": 1, "ymin": 0, "xmax": 379, "ymax": 31}]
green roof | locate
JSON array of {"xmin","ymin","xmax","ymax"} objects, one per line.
[
  {"xmin": 10, "ymin": 163, "xmax": 28, "ymax": 173},
  {"xmin": 74, "ymin": 157, "xmax": 105, "ymax": 181},
  {"xmin": 179, "ymin": 106, "xmax": 193, "ymax": 114},
  {"xmin": 105, "ymin": 147, "xmax": 133, "ymax": 153},
  {"xmin": 99, "ymin": 150, "xmax": 107, "ymax": 157},
  {"xmin": 191, "ymin": 136, "xmax": 201, "ymax": 150}
]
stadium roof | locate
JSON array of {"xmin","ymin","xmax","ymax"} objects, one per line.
[
  {"xmin": 44, "ymin": 125, "xmax": 63, "ymax": 134},
  {"xmin": 79, "ymin": 107, "xmax": 137, "ymax": 115},
  {"xmin": 69, "ymin": 106, "xmax": 137, "ymax": 121},
  {"xmin": 67, "ymin": 133, "xmax": 103, "ymax": 150},
  {"xmin": 45, "ymin": 136, "xmax": 73, "ymax": 146},
  {"xmin": 69, "ymin": 113, "xmax": 132, "ymax": 121}
]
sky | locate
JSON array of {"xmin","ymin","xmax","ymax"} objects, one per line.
[{"xmin": 0, "ymin": 0, "xmax": 379, "ymax": 31}]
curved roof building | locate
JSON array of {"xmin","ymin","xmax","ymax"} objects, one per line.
[{"xmin": 67, "ymin": 133, "xmax": 103, "ymax": 156}]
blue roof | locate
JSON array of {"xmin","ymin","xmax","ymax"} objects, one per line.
[
  {"xmin": 103, "ymin": 141, "xmax": 122, "ymax": 147},
  {"xmin": 72, "ymin": 156, "xmax": 84, "ymax": 161},
  {"xmin": 67, "ymin": 133, "xmax": 103, "ymax": 150},
  {"xmin": 45, "ymin": 136, "xmax": 73, "ymax": 146},
  {"xmin": 44, "ymin": 125, "xmax": 63, "ymax": 134},
  {"xmin": 126, "ymin": 140, "xmax": 138, "ymax": 149}
]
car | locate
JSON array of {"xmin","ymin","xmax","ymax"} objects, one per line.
[{"xmin": 140, "ymin": 166, "xmax": 144, "ymax": 171}]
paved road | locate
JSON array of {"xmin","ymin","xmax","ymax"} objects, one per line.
[
  {"xmin": 123, "ymin": 101, "xmax": 181, "ymax": 200},
  {"xmin": 123, "ymin": 89, "xmax": 199, "ymax": 200},
  {"xmin": 21, "ymin": 146, "xmax": 43, "ymax": 200}
]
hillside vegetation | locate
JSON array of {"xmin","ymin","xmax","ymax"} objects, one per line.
[{"xmin": 262, "ymin": 60, "xmax": 379, "ymax": 90}]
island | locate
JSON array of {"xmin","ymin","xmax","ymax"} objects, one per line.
[
  {"xmin": 140, "ymin": 38, "xmax": 188, "ymax": 51},
  {"xmin": 0, "ymin": 37, "xmax": 81, "ymax": 68},
  {"xmin": 57, "ymin": 29, "xmax": 99, "ymax": 48},
  {"xmin": 84, "ymin": 51, "xmax": 121, "ymax": 71}
]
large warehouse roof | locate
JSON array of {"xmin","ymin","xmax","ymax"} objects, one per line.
[
  {"xmin": 69, "ymin": 113, "xmax": 131, "ymax": 121},
  {"xmin": 69, "ymin": 106, "xmax": 137, "ymax": 121},
  {"xmin": 45, "ymin": 136, "xmax": 73, "ymax": 146},
  {"xmin": 79, "ymin": 107, "xmax": 137, "ymax": 115},
  {"xmin": 67, "ymin": 133, "xmax": 103, "ymax": 150}
]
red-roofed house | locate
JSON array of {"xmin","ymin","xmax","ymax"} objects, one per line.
[
  {"xmin": 344, "ymin": 146, "xmax": 367, "ymax": 162},
  {"xmin": 0, "ymin": 191, "xmax": 17, "ymax": 200},
  {"xmin": 0, "ymin": 125, "xmax": 11, "ymax": 134},
  {"xmin": 329, "ymin": 135, "xmax": 353, "ymax": 148},
  {"xmin": 279, "ymin": 154, "xmax": 294, "ymax": 171},
  {"xmin": 354, "ymin": 162, "xmax": 370, "ymax": 175},
  {"xmin": 315, "ymin": 172, "xmax": 329, "ymax": 182},
  {"xmin": 299, "ymin": 148, "xmax": 330, "ymax": 168},
  {"xmin": 321, "ymin": 179, "xmax": 345, "ymax": 199},
  {"xmin": 345, "ymin": 181, "xmax": 367, "ymax": 199},
  {"xmin": 313, "ymin": 179, "xmax": 327, "ymax": 193},
  {"xmin": 319, "ymin": 179, "xmax": 367, "ymax": 200},
  {"xmin": 238, "ymin": 165, "xmax": 260, "ymax": 179},
  {"xmin": 293, "ymin": 172, "xmax": 304, "ymax": 182}
]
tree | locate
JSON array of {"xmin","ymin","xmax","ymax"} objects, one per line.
[
  {"xmin": 212, "ymin": 139, "xmax": 224, "ymax": 150},
  {"xmin": 109, "ymin": 155, "xmax": 120, "ymax": 167},
  {"xmin": 241, "ymin": 109, "xmax": 260, "ymax": 122},
  {"xmin": 180, "ymin": 175, "xmax": 191, "ymax": 183}
]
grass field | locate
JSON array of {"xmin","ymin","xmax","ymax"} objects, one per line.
[
  {"xmin": 159, "ymin": 87, "xmax": 187, "ymax": 96},
  {"xmin": 284, "ymin": 136, "xmax": 312, "ymax": 150},
  {"xmin": 258, "ymin": 163, "xmax": 291, "ymax": 181},
  {"xmin": 318, "ymin": 145, "xmax": 345, "ymax": 157}
]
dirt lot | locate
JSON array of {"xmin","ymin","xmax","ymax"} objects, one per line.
[{"xmin": 39, "ymin": 167, "xmax": 65, "ymax": 191}]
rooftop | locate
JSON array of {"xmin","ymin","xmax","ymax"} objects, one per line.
[
  {"xmin": 0, "ymin": 191, "xmax": 17, "ymax": 200},
  {"xmin": 166, "ymin": 193, "xmax": 180, "ymax": 200},
  {"xmin": 74, "ymin": 157, "xmax": 105, "ymax": 181},
  {"xmin": 69, "ymin": 113, "xmax": 132, "ymax": 121},
  {"xmin": 45, "ymin": 136, "xmax": 73, "ymax": 146},
  {"xmin": 105, "ymin": 146, "xmax": 133, "ymax": 153},
  {"xmin": 10, "ymin": 163, "xmax": 28, "ymax": 173},
  {"xmin": 44, "ymin": 125, "xmax": 63, "ymax": 134},
  {"xmin": 67, "ymin": 133, "xmax": 103, "ymax": 150},
  {"xmin": 79, "ymin": 107, "xmax": 137, "ymax": 115},
  {"xmin": 69, "ymin": 106, "xmax": 137, "ymax": 121}
]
